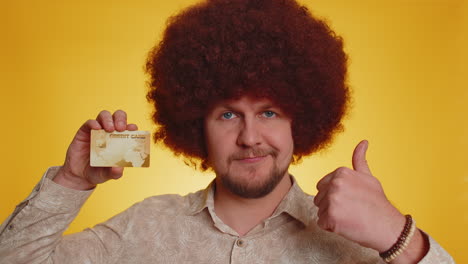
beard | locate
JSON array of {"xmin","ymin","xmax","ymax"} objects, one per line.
[{"xmin": 217, "ymin": 148, "xmax": 290, "ymax": 199}]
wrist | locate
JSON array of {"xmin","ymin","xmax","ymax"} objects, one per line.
[
  {"xmin": 379, "ymin": 215, "xmax": 428, "ymax": 263},
  {"xmin": 390, "ymin": 229, "xmax": 429, "ymax": 264},
  {"xmin": 373, "ymin": 210, "xmax": 407, "ymax": 253},
  {"xmin": 54, "ymin": 167, "xmax": 96, "ymax": 190}
]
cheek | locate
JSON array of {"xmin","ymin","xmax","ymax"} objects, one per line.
[
  {"xmin": 281, "ymin": 131, "xmax": 294, "ymax": 155},
  {"xmin": 204, "ymin": 124, "xmax": 235, "ymax": 164},
  {"xmin": 263, "ymin": 128, "xmax": 294, "ymax": 164},
  {"xmin": 268, "ymin": 123, "xmax": 293, "ymax": 149}
]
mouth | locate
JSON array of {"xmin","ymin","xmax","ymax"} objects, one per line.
[{"xmin": 234, "ymin": 155, "xmax": 268, "ymax": 163}]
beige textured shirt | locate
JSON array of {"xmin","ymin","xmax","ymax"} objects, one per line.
[{"xmin": 0, "ymin": 167, "xmax": 455, "ymax": 263}]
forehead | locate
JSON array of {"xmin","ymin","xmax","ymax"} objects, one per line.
[{"xmin": 210, "ymin": 96, "xmax": 279, "ymax": 110}]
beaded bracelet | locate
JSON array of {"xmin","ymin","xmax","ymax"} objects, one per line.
[{"xmin": 379, "ymin": 214, "xmax": 417, "ymax": 263}]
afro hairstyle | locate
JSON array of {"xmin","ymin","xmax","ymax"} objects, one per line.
[{"xmin": 146, "ymin": 0, "xmax": 350, "ymax": 170}]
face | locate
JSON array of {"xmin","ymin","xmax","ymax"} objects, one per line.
[{"xmin": 204, "ymin": 96, "xmax": 294, "ymax": 199}]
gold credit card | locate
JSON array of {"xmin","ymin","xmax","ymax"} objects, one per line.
[{"xmin": 90, "ymin": 130, "xmax": 150, "ymax": 167}]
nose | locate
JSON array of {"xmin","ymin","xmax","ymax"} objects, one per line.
[{"xmin": 236, "ymin": 118, "xmax": 261, "ymax": 147}]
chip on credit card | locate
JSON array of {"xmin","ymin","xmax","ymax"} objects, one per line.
[{"xmin": 90, "ymin": 130, "xmax": 150, "ymax": 167}]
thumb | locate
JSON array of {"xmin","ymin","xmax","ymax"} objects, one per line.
[{"xmin": 352, "ymin": 140, "xmax": 372, "ymax": 174}]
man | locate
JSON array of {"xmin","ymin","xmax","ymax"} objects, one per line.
[{"xmin": 0, "ymin": 0, "xmax": 454, "ymax": 263}]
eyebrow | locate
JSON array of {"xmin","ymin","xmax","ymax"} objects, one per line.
[{"xmin": 259, "ymin": 104, "xmax": 275, "ymax": 110}]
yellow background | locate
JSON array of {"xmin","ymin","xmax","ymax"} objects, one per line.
[{"xmin": 1, "ymin": 0, "xmax": 466, "ymax": 262}]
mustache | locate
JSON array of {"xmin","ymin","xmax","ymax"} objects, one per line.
[{"xmin": 229, "ymin": 148, "xmax": 278, "ymax": 161}]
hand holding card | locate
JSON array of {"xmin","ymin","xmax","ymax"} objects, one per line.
[{"xmin": 53, "ymin": 110, "xmax": 140, "ymax": 190}]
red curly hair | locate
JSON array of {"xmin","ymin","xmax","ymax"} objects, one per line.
[{"xmin": 146, "ymin": 0, "xmax": 349, "ymax": 170}]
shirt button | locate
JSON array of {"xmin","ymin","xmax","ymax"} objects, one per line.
[{"xmin": 236, "ymin": 239, "xmax": 245, "ymax": 247}]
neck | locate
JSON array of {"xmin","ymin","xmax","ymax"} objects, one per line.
[{"xmin": 213, "ymin": 173, "xmax": 292, "ymax": 237}]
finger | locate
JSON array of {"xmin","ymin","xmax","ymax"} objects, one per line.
[
  {"xmin": 127, "ymin": 123, "xmax": 138, "ymax": 131},
  {"xmin": 113, "ymin": 110, "xmax": 127, "ymax": 132},
  {"xmin": 78, "ymin": 119, "xmax": 102, "ymax": 134},
  {"xmin": 96, "ymin": 110, "xmax": 115, "ymax": 132},
  {"xmin": 316, "ymin": 202, "xmax": 329, "ymax": 219},
  {"xmin": 109, "ymin": 167, "xmax": 124, "ymax": 179},
  {"xmin": 316, "ymin": 169, "xmax": 341, "ymax": 191},
  {"xmin": 352, "ymin": 140, "xmax": 372, "ymax": 175},
  {"xmin": 316, "ymin": 210, "xmax": 333, "ymax": 232},
  {"xmin": 313, "ymin": 189, "xmax": 328, "ymax": 207},
  {"xmin": 72, "ymin": 120, "xmax": 102, "ymax": 143}
]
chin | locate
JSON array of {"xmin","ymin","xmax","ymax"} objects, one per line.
[{"xmin": 220, "ymin": 164, "xmax": 287, "ymax": 199}]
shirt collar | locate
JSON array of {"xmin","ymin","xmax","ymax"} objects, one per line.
[
  {"xmin": 270, "ymin": 176, "xmax": 316, "ymax": 227},
  {"xmin": 186, "ymin": 176, "xmax": 317, "ymax": 227},
  {"xmin": 186, "ymin": 181, "xmax": 214, "ymax": 216}
]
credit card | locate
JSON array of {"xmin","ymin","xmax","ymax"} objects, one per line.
[{"xmin": 90, "ymin": 130, "xmax": 150, "ymax": 167}]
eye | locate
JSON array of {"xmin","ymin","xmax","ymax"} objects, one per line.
[
  {"xmin": 222, "ymin": 112, "xmax": 236, "ymax": 119},
  {"xmin": 262, "ymin": 111, "xmax": 276, "ymax": 118}
]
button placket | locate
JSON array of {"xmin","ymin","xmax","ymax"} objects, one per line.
[{"xmin": 230, "ymin": 238, "xmax": 247, "ymax": 264}]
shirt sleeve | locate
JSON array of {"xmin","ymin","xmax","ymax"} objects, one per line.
[
  {"xmin": 416, "ymin": 232, "xmax": 455, "ymax": 264},
  {"xmin": 0, "ymin": 167, "xmax": 96, "ymax": 263}
]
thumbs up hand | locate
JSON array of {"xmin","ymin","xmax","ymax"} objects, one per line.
[{"xmin": 313, "ymin": 140, "xmax": 407, "ymax": 252}]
